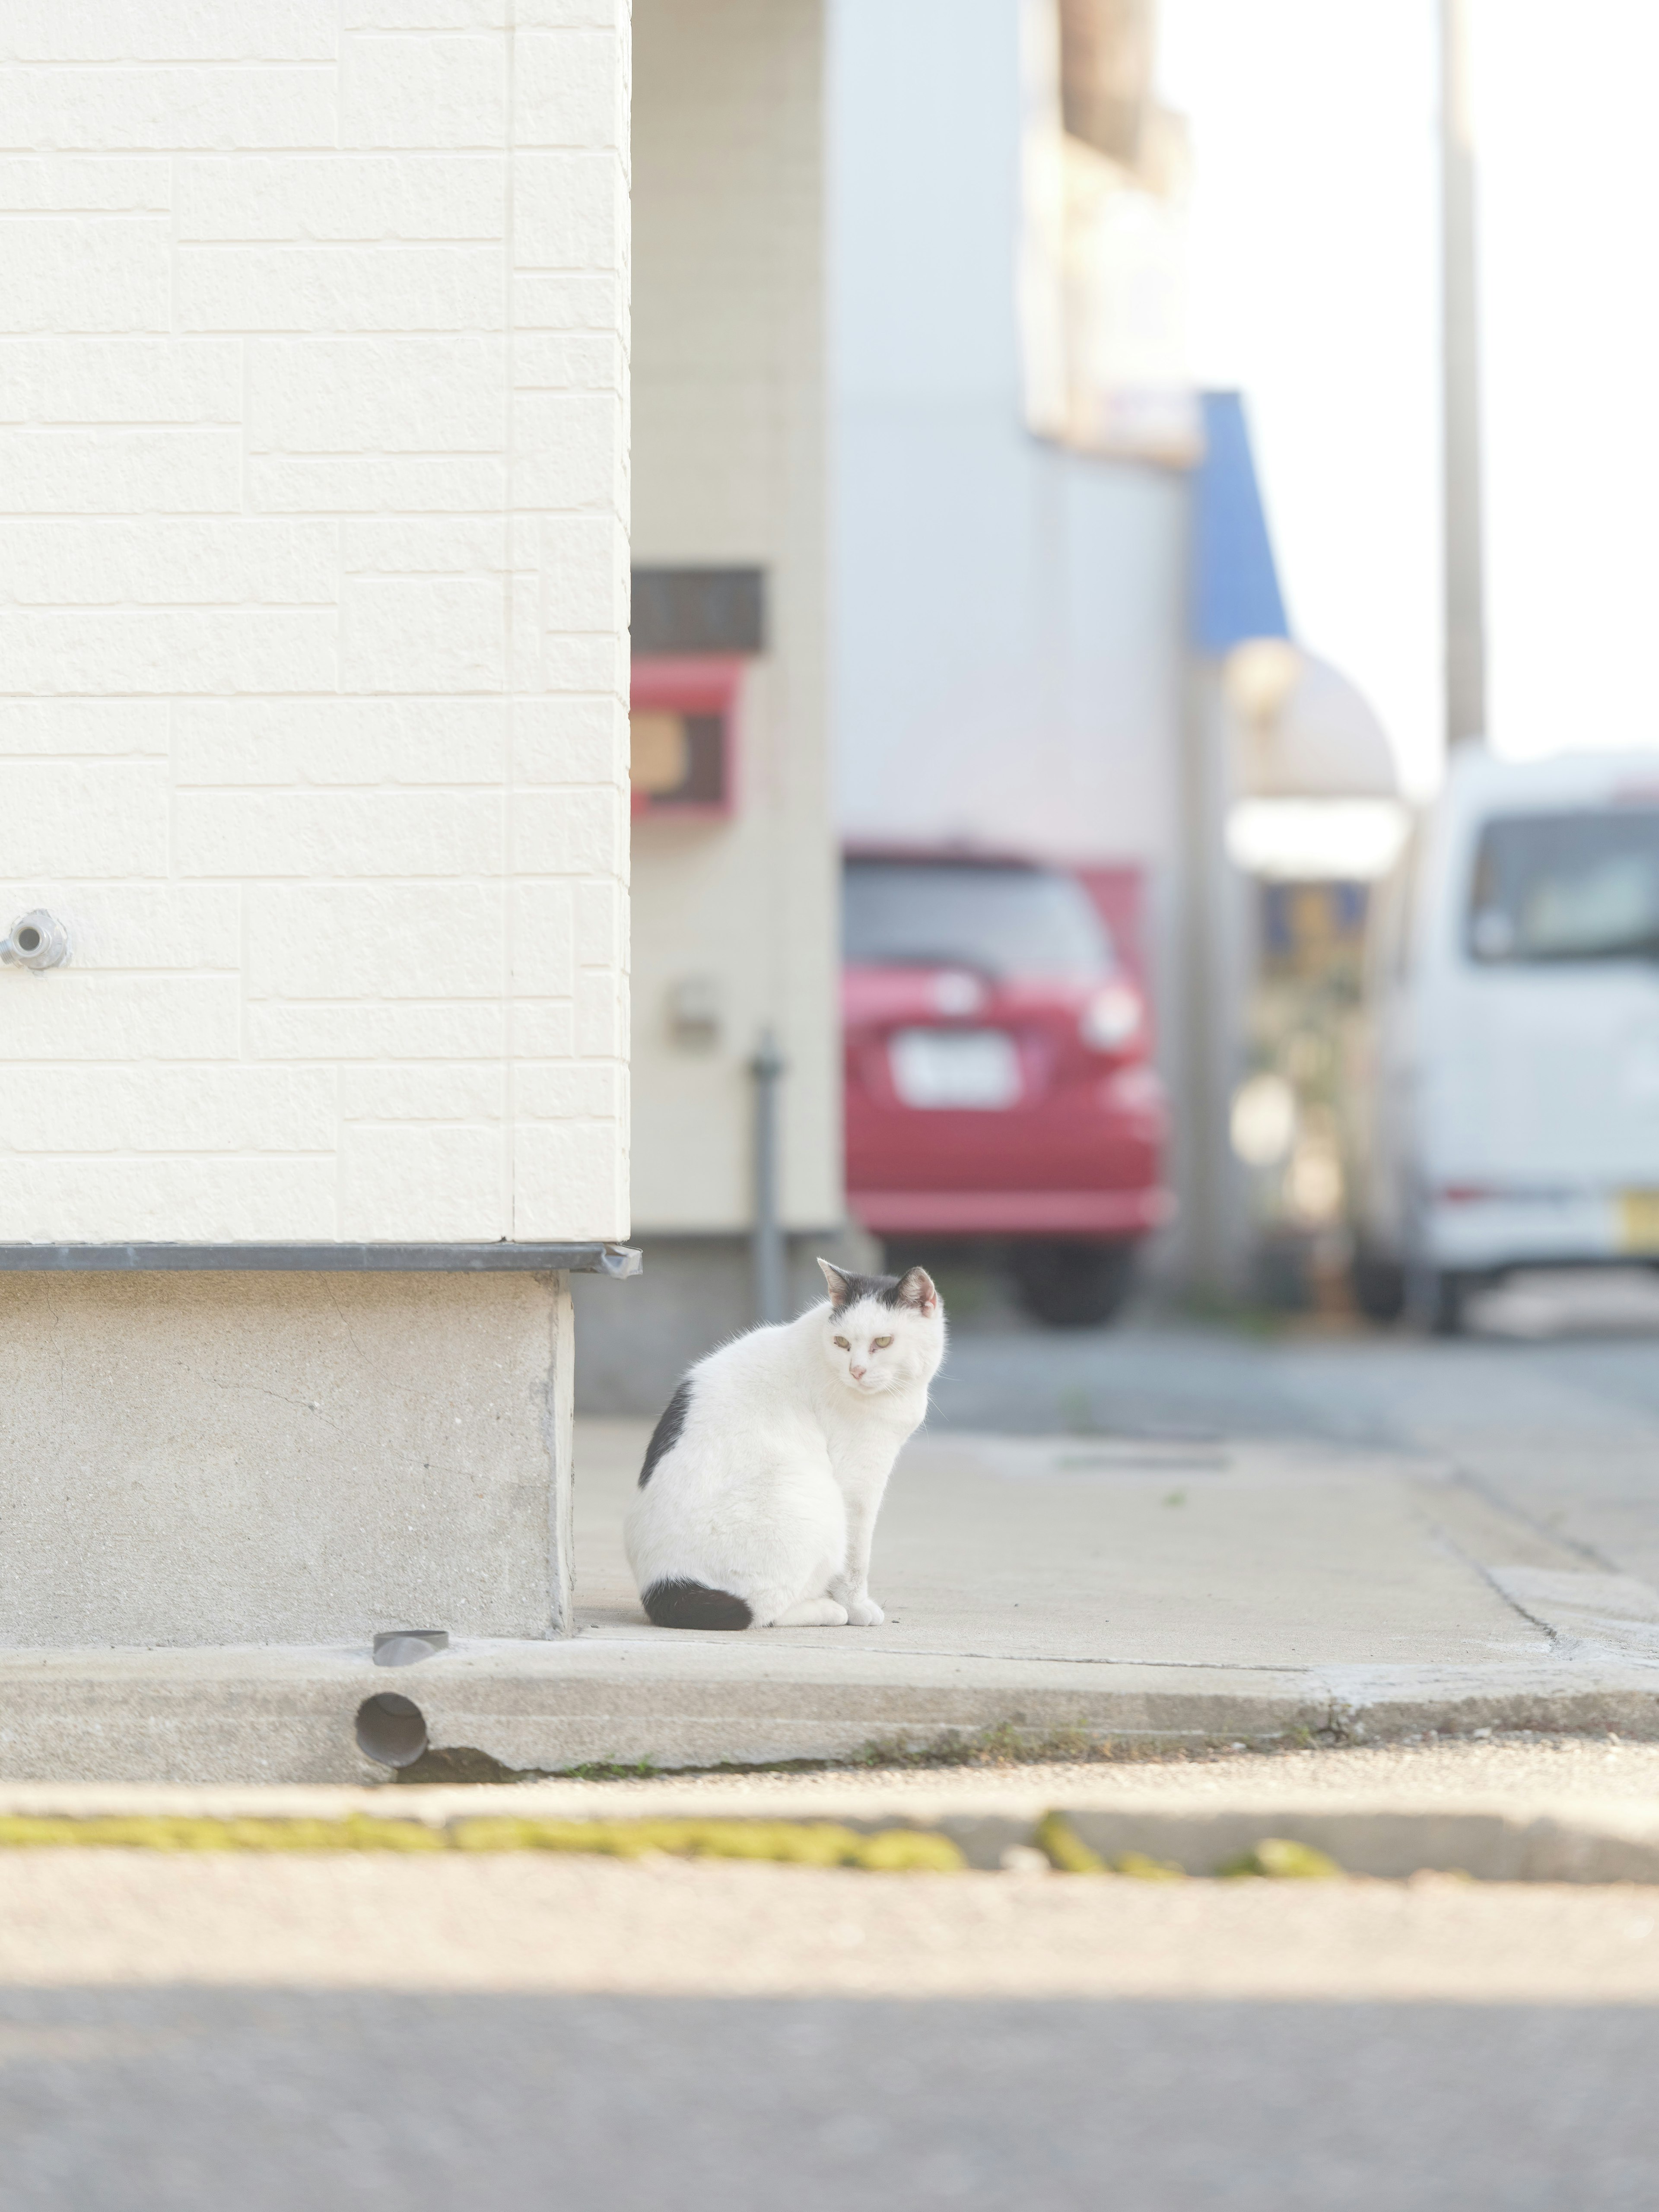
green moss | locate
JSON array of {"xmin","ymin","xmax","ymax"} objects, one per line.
[
  {"xmin": 1033, "ymin": 1810, "xmax": 1107, "ymax": 1873},
  {"xmin": 1033, "ymin": 1815, "xmax": 1187, "ymax": 1878},
  {"xmin": 0, "ymin": 1812, "xmax": 963, "ymax": 1871},
  {"xmin": 853, "ymin": 1826, "xmax": 964, "ymax": 1872},
  {"xmin": 1109, "ymin": 1850, "xmax": 1186, "ymax": 1881},
  {"xmin": 450, "ymin": 1817, "xmax": 963, "ymax": 1871},
  {"xmin": 852, "ymin": 1722, "xmax": 1109, "ymax": 1771},
  {"xmin": 0, "ymin": 1814, "xmax": 445, "ymax": 1853},
  {"xmin": 1217, "ymin": 1836, "xmax": 1344, "ymax": 1880}
]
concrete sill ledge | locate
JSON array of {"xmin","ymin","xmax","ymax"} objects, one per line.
[
  {"xmin": 0, "ymin": 1242, "xmax": 642, "ymax": 1276},
  {"xmin": 3, "ymin": 1639, "xmax": 1659, "ymax": 1787}
]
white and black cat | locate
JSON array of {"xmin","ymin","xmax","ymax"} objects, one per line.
[{"xmin": 624, "ymin": 1259, "xmax": 946, "ymax": 1630}]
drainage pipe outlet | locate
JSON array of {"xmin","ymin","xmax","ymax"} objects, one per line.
[{"xmin": 355, "ymin": 1693, "xmax": 428, "ymax": 1769}]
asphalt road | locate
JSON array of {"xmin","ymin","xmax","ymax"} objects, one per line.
[
  {"xmin": 933, "ymin": 1267, "xmax": 1659, "ymax": 1440},
  {"xmin": 5, "ymin": 1984, "xmax": 1657, "ymax": 2212}
]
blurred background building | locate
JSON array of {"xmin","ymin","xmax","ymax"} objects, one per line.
[
  {"xmin": 831, "ymin": 0, "xmax": 1401, "ymax": 1313},
  {"xmin": 595, "ymin": 0, "xmax": 1659, "ymax": 1394},
  {"xmin": 575, "ymin": 0, "xmax": 850, "ymax": 1406},
  {"xmin": 575, "ymin": 0, "xmax": 1412, "ymax": 1411}
]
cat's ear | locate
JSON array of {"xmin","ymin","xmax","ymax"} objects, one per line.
[
  {"xmin": 817, "ymin": 1258, "xmax": 854, "ymax": 1309},
  {"xmin": 893, "ymin": 1266, "xmax": 940, "ymax": 1317}
]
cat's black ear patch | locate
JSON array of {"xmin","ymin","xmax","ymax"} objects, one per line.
[
  {"xmin": 820, "ymin": 1258, "xmax": 907, "ymax": 1311},
  {"xmin": 892, "ymin": 1265, "xmax": 940, "ymax": 1316},
  {"xmin": 643, "ymin": 1580, "xmax": 753, "ymax": 1631},
  {"xmin": 638, "ymin": 1379, "xmax": 692, "ymax": 1488}
]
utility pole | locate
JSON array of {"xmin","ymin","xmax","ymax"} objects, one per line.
[{"xmin": 1442, "ymin": 0, "xmax": 1487, "ymax": 749}]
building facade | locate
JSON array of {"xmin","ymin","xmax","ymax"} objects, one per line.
[
  {"xmin": 575, "ymin": 0, "xmax": 846, "ymax": 1408},
  {"xmin": 0, "ymin": 1, "xmax": 632, "ymax": 1647},
  {"xmin": 830, "ymin": 0, "xmax": 1193, "ymax": 1275}
]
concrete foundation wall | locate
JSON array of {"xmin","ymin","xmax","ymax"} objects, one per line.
[{"xmin": 0, "ymin": 1270, "xmax": 574, "ymax": 1647}]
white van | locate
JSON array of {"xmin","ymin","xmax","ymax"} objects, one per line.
[{"xmin": 1351, "ymin": 746, "xmax": 1659, "ymax": 1332}]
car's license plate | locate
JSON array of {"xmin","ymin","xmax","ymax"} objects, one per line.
[
  {"xmin": 1618, "ymin": 1190, "xmax": 1659, "ymax": 1251},
  {"xmin": 890, "ymin": 1028, "xmax": 1020, "ymax": 1110}
]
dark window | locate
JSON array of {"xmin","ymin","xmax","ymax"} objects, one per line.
[
  {"xmin": 658, "ymin": 715, "xmax": 725, "ymax": 805},
  {"xmin": 1468, "ymin": 809, "xmax": 1659, "ymax": 964},
  {"xmin": 631, "ymin": 569, "xmax": 765, "ymax": 656},
  {"xmin": 843, "ymin": 860, "xmax": 1113, "ymax": 982}
]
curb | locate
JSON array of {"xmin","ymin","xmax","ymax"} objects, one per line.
[{"xmin": 1, "ymin": 1640, "xmax": 1657, "ymax": 1784}]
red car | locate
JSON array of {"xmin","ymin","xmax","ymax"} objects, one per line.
[{"xmin": 842, "ymin": 847, "xmax": 1171, "ymax": 1325}]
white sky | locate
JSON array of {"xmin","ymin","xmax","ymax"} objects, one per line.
[
  {"xmin": 1470, "ymin": 0, "xmax": 1659, "ymax": 765},
  {"xmin": 1158, "ymin": 0, "xmax": 1659, "ymax": 795}
]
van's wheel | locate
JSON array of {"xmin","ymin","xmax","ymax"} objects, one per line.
[
  {"xmin": 1007, "ymin": 1240, "xmax": 1136, "ymax": 1328},
  {"xmin": 1351, "ymin": 1247, "xmax": 1406, "ymax": 1325}
]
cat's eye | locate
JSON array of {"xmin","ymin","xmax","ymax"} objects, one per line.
[
  {"xmin": 872, "ymin": 1335, "xmax": 893, "ymax": 1349},
  {"xmin": 833, "ymin": 1336, "xmax": 850, "ymax": 1350}
]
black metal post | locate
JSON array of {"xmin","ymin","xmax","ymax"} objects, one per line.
[{"xmin": 750, "ymin": 1027, "xmax": 787, "ymax": 1323}]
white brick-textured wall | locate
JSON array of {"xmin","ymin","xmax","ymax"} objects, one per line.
[{"xmin": 0, "ymin": 1, "xmax": 631, "ymax": 1246}]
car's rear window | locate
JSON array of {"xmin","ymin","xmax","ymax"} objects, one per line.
[
  {"xmin": 842, "ymin": 860, "xmax": 1112, "ymax": 982},
  {"xmin": 1468, "ymin": 809, "xmax": 1659, "ymax": 964}
]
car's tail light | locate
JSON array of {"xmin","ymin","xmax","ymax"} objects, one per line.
[{"xmin": 1080, "ymin": 982, "xmax": 1143, "ymax": 1052}]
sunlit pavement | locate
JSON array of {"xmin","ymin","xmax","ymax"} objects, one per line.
[
  {"xmin": 568, "ymin": 1269, "xmax": 1659, "ymax": 1694},
  {"xmin": 930, "ymin": 1266, "xmax": 1659, "ymax": 1599}
]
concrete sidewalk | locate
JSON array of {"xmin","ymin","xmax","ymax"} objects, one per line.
[
  {"xmin": 553, "ymin": 1413, "xmax": 1659, "ymax": 1760},
  {"xmin": 574, "ymin": 1420, "xmax": 1623, "ymax": 1672},
  {"xmin": 10, "ymin": 1313, "xmax": 1659, "ymax": 1785}
]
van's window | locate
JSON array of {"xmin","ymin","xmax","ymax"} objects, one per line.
[
  {"xmin": 1468, "ymin": 810, "xmax": 1659, "ymax": 963},
  {"xmin": 843, "ymin": 861, "xmax": 1112, "ymax": 981}
]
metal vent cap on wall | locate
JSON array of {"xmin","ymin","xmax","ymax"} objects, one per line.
[{"xmin": 1, "ymin": 911, "xmax": 70, "ymax": 971}]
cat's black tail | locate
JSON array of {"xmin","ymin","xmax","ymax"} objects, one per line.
[{"xmin": 643, "ymin": 1579, "xmax": 753, "ymax": 1631}]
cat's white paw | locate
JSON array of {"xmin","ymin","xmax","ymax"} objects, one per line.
[
  {"xmin": 773, "ymin": 1597, "xmax": 850, "ymax": 1627},
  {"xmin": 845, "ymin": 1595, "xmax": 885, "ymax": 1627}
]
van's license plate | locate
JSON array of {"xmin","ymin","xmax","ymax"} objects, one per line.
[
  {"xmin": 1618, "ymin": 1191, "xmax": 1659, "ymax": 1252},
  {"xmin": 890, "ymin": 1029, "xmax": 1020, "ymax": 1110}
]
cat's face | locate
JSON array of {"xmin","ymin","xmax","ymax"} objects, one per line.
[{"xmin": 816, "ymin": 1261, "xmax": 944, "ymax": 1397}]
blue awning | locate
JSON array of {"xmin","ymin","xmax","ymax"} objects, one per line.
[{"xmin": 1192, "ymin": 391, "xmax": 1289, "ymax": 653}]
